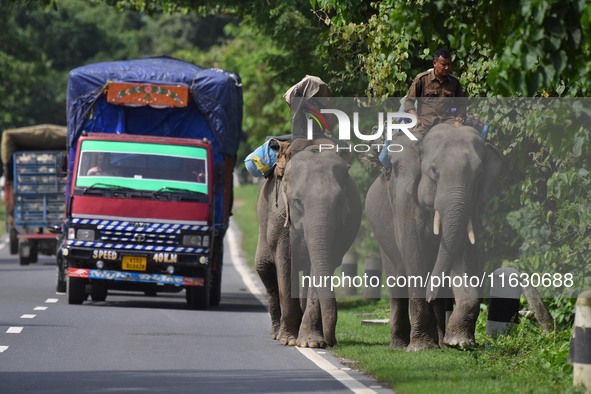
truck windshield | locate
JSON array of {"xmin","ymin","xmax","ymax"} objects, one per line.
[{"xmin": 75, "ymin": 140, "xmax": 208, "ymax": 195}]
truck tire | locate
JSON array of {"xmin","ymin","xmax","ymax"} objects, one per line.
[
  {"xmin": 29, "ymin": 240, "xmax": 38, "ymax": 264},
  {"xmin": 68, "ymin": 277, "xmax": 87, "ymax": 305},
  {"xmin": 18, "ymin": 240, "xmax": 31, "ymax": 266},
  {"xmin": 9, "ymin": 228, "xmax": 18, "ymax": 255},
  {"xmin": 209, "ymin": 265, "xmax": 222, "ymax": 307},
  {"xmin": 56, "ymin": 251, "xmax": 66, "ymax": 293},
  {"xmin": 90, "ymin": 282, "xmax": 108, "ymax": 302},
  {"xmin": 209, "ymin": 242, "xmax": 223, "ymax": 307},
  {"xmin": 186, "ymin": 269, "xmax": 210, "ymax": 310}
]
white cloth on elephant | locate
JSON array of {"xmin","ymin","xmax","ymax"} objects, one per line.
[
  {"xmin": 284, "ymin": 75, "xmax": 332, "ymax": 139},
  {"xmin": 283, "ymin": 75, "xmax": 331, "ymax": 108}
]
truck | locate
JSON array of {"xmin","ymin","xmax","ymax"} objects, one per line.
[
  {"xmin": 57, "ymin": 57, "xmax": 243, "ymax": 309},
  {"xmin": 1, "ymin": 125, "xmax": 67, "ymax": 266}
]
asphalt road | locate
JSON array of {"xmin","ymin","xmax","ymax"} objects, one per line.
[{"xmin": 0, "ymin": 223, "xmax": 392, "ymax": 394}]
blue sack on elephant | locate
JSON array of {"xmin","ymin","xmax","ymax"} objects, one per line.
[{"xmin": 245, "ymin": 138, "xmax": 279, "ymax": 177}]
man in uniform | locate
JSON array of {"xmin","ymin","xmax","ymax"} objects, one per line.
[{"xmin": 403, "ymin": 48, "xmax": 466, "ymax": 134}]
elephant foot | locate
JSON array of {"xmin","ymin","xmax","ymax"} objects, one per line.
[
  {"xmin": 443, "ymin": 333, "xmax": 477, "ymax": 350},
  {"xmin": 270, "ymin": 323, "xmax": 281, "ymax": 340},
  {"xmin": 277, "ymin": 326, "xmax": 299, "ymax": 346},
  {"xmin": 296, "ymin": 331, "xmax": 332, "ymax": 348},
  {"xmin": 279, "ymin": 336, "xmax": 298, "ymax": 347},
  {"xmin": 407, "ymin": 338, "xmax": 439, "ymax": 352},
  {"xmin": 389, "ymin": 337, "xmax": 409, "ymax": 350}
]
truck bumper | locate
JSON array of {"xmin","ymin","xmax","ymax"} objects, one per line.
[
  {"xmin": 67, "ymin": 267, "xmax": 204, "ymax": 287},
  {"xmin": 62, "ymin": 241, "xmax": 211, "ymax": 290}
]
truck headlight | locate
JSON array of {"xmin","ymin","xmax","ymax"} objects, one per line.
[
  {"xmin": 201, "ymin": 235, "xmax": 210, "ymax": 247},
  {"xmin": 76, "ymin": 229, "xmax": 96, "ymax": 241},
  {"xmin": 182, "ymin": 235, "xmax": 201, "ymax": 246}
]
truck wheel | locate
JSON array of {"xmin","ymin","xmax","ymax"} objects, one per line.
[
  {"xmin": 56, "ymin": 252, "xmax": 67, "ymax": 293},
  {"xmin": 187, "ymin": 270, "xmax": 210, "ymax": 310},
  {"xmin": 18, "ymin": 241, "xmax": 31, "ymax": 266},
  {"xmin": 90, "ymin": 282, "xmax": 108, "ymax": 302},
  {"xmin": 209, "ymin": 266, "xmax": 222, "ymax": 307},
  {"xmin": 29, "ymin": 241, "xmax": 38, "ymax": 264},
  {"xmin": 55, "ymin": 241, "xmax": 67, "ymax": 293},
  {"xmin": 9, "ymin": 229, "xmax": 18, "ymax": 255},
  {"xmin": 209, "ymin": 239, "xmax": 223, "ymax": 307},
  {"xmin": 67, "ymin": 277, "xmax": 87, "ymax": 305}
]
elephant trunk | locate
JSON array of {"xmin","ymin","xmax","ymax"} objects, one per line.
[
  {"xmin": 304, "ymin": 205, "xmax": 340, "ymax": 345},
  {"xmin": 427, "ymin": 190, "xmax": 469, "ymax": 303}
]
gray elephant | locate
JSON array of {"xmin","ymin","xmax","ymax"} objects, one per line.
[
  {"xmin": 365, "ymin": 124, "xmax": 502, "ymax": 350},
  {"xmin": 256, "ymin": 148, "xmax": 361, "ymax": 348}
]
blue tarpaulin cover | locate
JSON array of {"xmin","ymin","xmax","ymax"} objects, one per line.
[{"xmin": 66, "ymin": 57, "xmax": 243, "ymax": 229}]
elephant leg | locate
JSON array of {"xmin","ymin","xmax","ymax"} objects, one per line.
[
  {"xmin": 432, "ymin": 298, "xmax": 447, "ymax": 347},
  {"xmin": 297, "ymin": 288, "xmax": 335, "ymax": 348},
  {"xmin": 444, "ymin": 262, "xmax": 480, "ymax": 349},
  {"xmin": 276, "ymin": 239, "xmax": 302, "ymax": 346},
  {"xmin": 383, "ymin": 249, "xmax": 410, "ymax": 349},
  {"xmin": 443, "ymin": 297, "xmax": 479, "ymax": 349},
  {"xmin": 256, "ymin": 260, "xmax": 281, "ymax": 340},
  {"xmin": 407, "ymin": 298, "xmax": 440, "ymax": 351},
  {"xmin": 389, "ymin": 298, "xmax": 410, "ymax": 349}
]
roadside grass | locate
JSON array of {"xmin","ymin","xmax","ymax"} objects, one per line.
[
  {"xmin": 232, "ymin": 184, "xmax": 577, "ymax": 394},
  {"xmin": 232, "ymin": 183, "xmax": 260, "ymax": 272}
]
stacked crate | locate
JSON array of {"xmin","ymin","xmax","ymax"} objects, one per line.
[{"xmin": 13, "ymin": 151, "xmax": 66, "ymax": 229}]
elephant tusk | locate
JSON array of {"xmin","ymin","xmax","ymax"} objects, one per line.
[
  {"xmin": 282, "ymin": 186, "xmax": 290, "ymax": 228},
  {"xmin": 433, "ymin": 210, "xmax": 441, "ymax": 235},
  {"xmin": 467, "ymin": 218, "xmax": 475, "ymax": 245}
]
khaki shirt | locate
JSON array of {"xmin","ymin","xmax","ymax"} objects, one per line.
[{"xmin": 403, "ymin": 69, "xmax": 466, "ymax": 131}]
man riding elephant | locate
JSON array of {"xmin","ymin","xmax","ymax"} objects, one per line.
[{"xmin": 404, "ymin": 47, "xmax": 467, "ymax": 135}]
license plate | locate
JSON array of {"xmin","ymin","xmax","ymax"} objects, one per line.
[{"xmin": 122, "ymin": 256, "xmax": 147, "ymax": 271}]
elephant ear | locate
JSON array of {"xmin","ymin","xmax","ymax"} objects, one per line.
[
  {"xmin": 390, "ymin": 137, "xmax": 422, "ymax": 199},
  {"xmin": 477, "ymin": 142, "xmax": 503, "ymax": 206}
]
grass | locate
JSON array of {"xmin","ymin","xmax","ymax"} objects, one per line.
[
  {"xmin": 232, "ymin": 184, "xmax": 579, "ymax": 394},
  {"xmin": 333, "ymin": 300, "xmax": 577, "ymax": 394},
  {"xmin": 233, "ymin": 183, "xmax": 261, "ymax": 272}
]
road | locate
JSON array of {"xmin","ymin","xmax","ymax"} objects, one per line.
[{"xmin": 0, "ymin": 222, "xmax": 391, "ymax": 394}]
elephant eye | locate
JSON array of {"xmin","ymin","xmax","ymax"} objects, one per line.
[{"xmin": 429, "ymin": 163, "xmax": 439, "ymax": 181}]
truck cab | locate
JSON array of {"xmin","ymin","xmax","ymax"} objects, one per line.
[{"xmin": 64, "ymin": 133, "xmax": 215, "ymax": 309}]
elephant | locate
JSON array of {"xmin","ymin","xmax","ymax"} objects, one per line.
[
  {"xmin": 365, "ymin": 123, "xmax": 502, "ymax": 350},
  {"xmin": 256, "ymin": 148, "xmax": 362, "ymax": 348}
]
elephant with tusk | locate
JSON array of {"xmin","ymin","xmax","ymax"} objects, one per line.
[{"xmin": 366, "ymin": 123, "xmax": 502, "ymax": 350}]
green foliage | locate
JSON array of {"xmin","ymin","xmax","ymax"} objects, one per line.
[
  {"xmin": 176, "ymin": 23, "xmax": 292, "ymax": 161},
  {"xmin": 0, "ymin": 0, "xmax": 232, "ymax": 140}
]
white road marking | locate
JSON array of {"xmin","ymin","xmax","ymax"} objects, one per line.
[
  {"xmin": 34, "ymin": 306, "xmax": 48, "ymax": 311},
  {"xmin": 0, "ymin": 346, "xmax": 8, "ymax": 353},
  {"xmin": 20, "ymin": 314, "xmax": 36, "ymax": 319},
  {"xmin": 45, "ymin": 298, "xmax": 59, "ymax": 303},
  {"xmin": 227, "ymin": 221, "xmax": 382, "ymax": 394},
  {"xmin": 7, "ymin": 327, "xmax": 23, "ymax": 334},
  {"xmin": 297, "ymin": 348, "xmax": 378, "ymax": 394}
]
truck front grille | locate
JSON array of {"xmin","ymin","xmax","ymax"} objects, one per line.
[{"xmin": 69, "ymin": 218, "xmax": 209, "ymax": 253}]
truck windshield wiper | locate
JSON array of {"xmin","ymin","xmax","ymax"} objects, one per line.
[
  {"xmin": 153, "ymin": 187, "xmax": 207, "ymax": 201},
  {"xmin": 153, "ymin": 186, "xmax": 205, "ymax": 195},
  {"xmin": 83, "ymin": 183, "xmax": 134, "ymax": 194}
]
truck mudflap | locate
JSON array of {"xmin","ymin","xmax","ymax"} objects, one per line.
[{"xmin": 67, "ymin": 267, "xmax": 205, "ymax": 287}]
